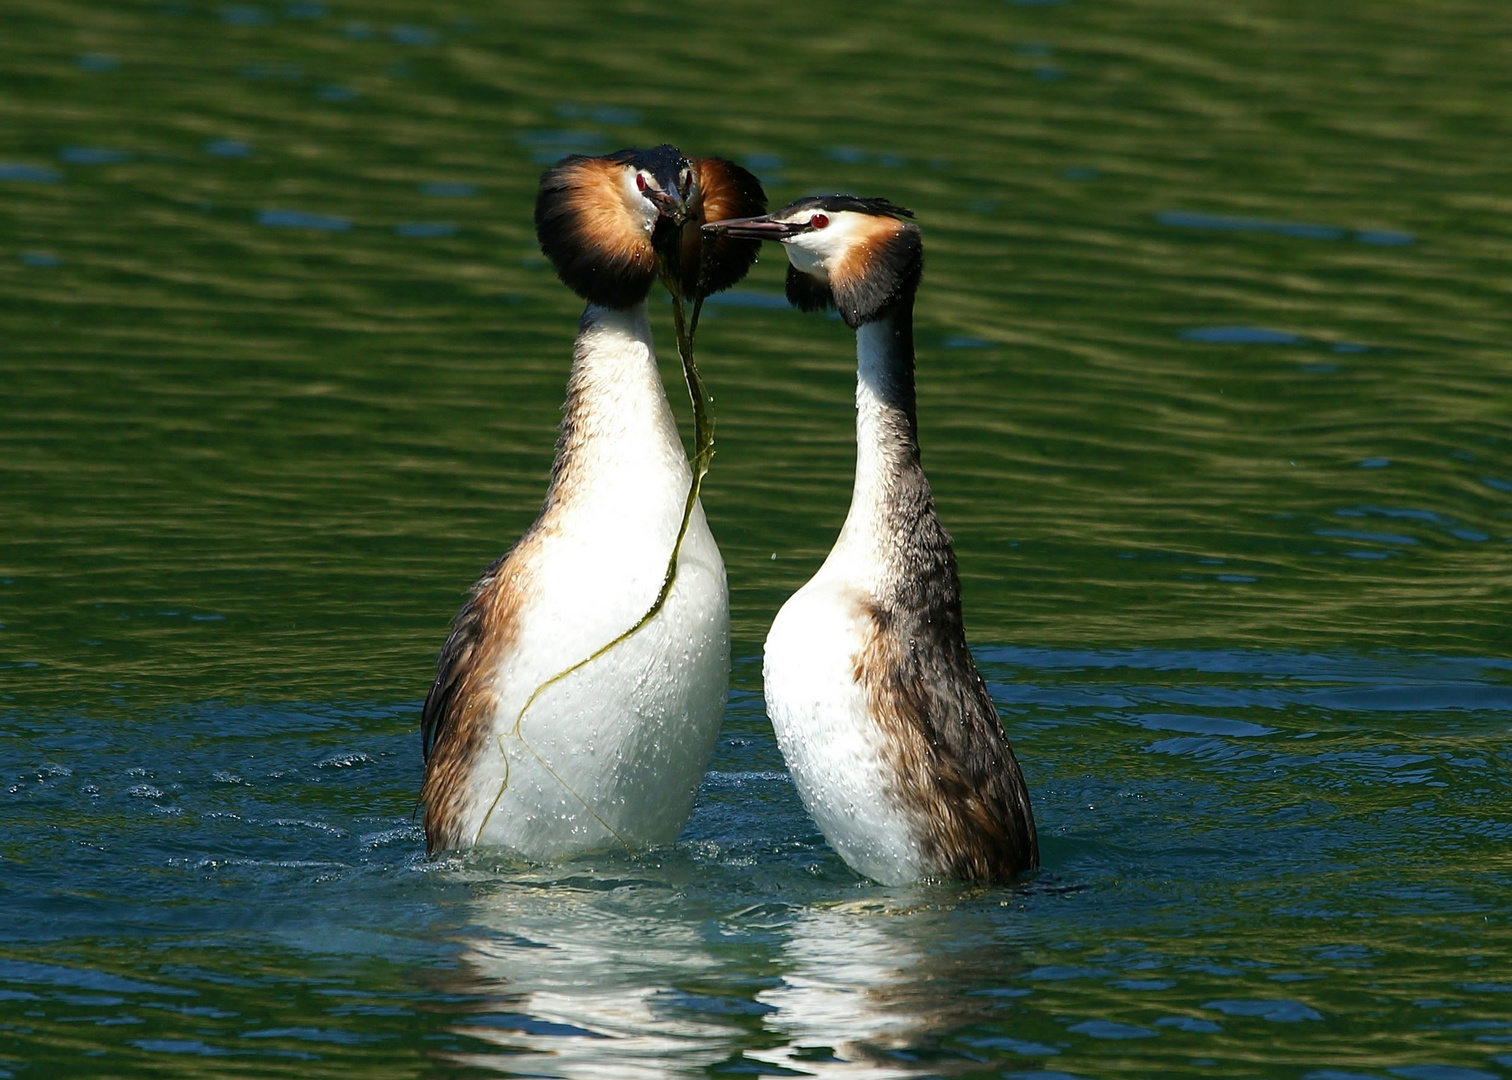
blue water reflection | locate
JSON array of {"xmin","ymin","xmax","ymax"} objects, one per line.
[
  {"xmin": 59, "ymin": 146, "xmax": 131, "ymax": 165},
  {"xmin": 204, "ymin": 139, "xmax": 252, "ymax": 158},
  {"xmin": 0, "ymin": 163, "xmax": 62, "ymax": 182},
  {"xmin": 1180, "ymin": 327, "xmax": 1301, "ymax": 345},
  {"xmin": 257, "ymin": 208, "xmax": 352, "ymax": 230}
]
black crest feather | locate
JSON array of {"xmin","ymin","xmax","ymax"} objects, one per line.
[{"xmin": 782, "ymin": 194, "xmax": 915, "ymax": 221}]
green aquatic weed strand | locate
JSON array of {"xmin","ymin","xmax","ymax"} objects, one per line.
[
  {"xmin": 666, "ymin": 270, "xmax": 715, "ymax": 564},
  {"xmin": 474, "ymin": 243, "xmax": 716, "ymax": 850}
]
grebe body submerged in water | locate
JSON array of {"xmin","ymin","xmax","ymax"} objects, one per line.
[
  {"xmin": 708, "ymin": 197, "xmax": 1038, "ymax": 885},
  {"xmin": 420, "ymin": 146, "xmax": 764, "ymax": 858}
]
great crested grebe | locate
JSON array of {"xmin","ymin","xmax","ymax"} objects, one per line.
[
  {"xmin": 706, "ymin": 196, "xmax": 1038, "ymax": 885},
  {"xmin": 420, "ymin": 145, "xmax": 765, "ymax": 858}
]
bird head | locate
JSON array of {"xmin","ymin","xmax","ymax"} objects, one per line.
[
  {"xmin": 704, "ymin": 196, "xmax": 921, "ymax": 327},
  {"xmin": 660, "ymin": 157, "xmax": 767, "ymax": 302},
  {"xmin": 535, "ymin": 145, "xmax": 767, "ymax": 310},
  {"xmin": 535, "ymin": 144, "xmax": 693, "ymax": 310}
]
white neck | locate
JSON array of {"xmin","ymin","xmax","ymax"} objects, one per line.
[
  {"xmin": 830, "ymin": 317, "xmax": 920, "ymax": 582},
  {"xmin": 853, "ymin": 320, "xmax": 905, "ymax": 507},
  {"xmin": 548, "ymin": 302, "xmax": 691, "ymax": 521}
]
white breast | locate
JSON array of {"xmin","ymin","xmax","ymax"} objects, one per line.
[
  {"xmin": 763, "ymin": 571, "xmax": 925, "ymax": 887},
  {"xmin": 451, "ymin": 304, "xmax": 731, "ymax": 858}
]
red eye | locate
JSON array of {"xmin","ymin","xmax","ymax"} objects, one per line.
[
  {"xmin": 810, "ymin": 213, "xmax": 830, "ymax": 229},
  {"xmin": 636, "ymin": 174, "xmax": 648, "ymax": 192}
]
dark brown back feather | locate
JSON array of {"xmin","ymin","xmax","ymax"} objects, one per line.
[
  {"xmin": 857, "ymin": 473, "xmax": 1039, "ymax": 881},
  {"xmin": 848, "ymin": 311, "xmax": 1037, "ymax": 882}
]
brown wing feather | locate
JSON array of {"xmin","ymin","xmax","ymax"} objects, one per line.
[
  {"xmin": 419, "ymin": 543, "xmax": 534, "ymax": 854},
  {"xmin": 855, "ymin": 475, "xmax": 1039, "ymax": 882},
  {"xmin": 860, "ymin": 602, "xmax": 1039, "ymax": 881},
  {"xmin": 420, "ymin": 300, "xmax": 615, "ymax": 855}
]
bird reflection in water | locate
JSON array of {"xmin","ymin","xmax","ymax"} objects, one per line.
[
  {"xmin": 442, "ymin": 873, "xmax": 1022, "ymax": 1079},
  {"xmin": 442, "ymin": 870, "xmax": 739, "ymax": 1078},
  {"xmin": 750, "ymin": 899, "xmax": 1018, "ymax": 1079}
]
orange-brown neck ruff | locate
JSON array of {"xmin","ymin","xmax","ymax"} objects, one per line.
[
  {"xmin": 784, "ymin": 216, "xmax": 923, "ymax": 329},
  {"xmin": 670, "ymin": 157, "xmax": 766, "ymax": 299},
  {"xmin": 831, "ymin": 216, "xmax": 922, "ymax": 329},
  {"xmin": 832, "ymin": 215, "xmax": 909, "ymax": 292},
  {"xmin": 536, "ymin": 156, "xmax": 658, "ymax": 310}
]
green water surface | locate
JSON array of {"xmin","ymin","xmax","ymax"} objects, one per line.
[{"xmin": 2, "ymin": 0, "xmax": 1510, "ymax": 1077}]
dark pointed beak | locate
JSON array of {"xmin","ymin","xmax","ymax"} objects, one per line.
[
  {"xmin": 645, "ymin": 188, "xmax": 687, "ymax": 225},
  {"xmin": 703, "ymin": 214, "xmax": 804, "ymax": 241}
]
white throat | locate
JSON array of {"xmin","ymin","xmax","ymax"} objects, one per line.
[
  {"xmin": 555, "ymin": 302, "xmax": 692, "ymax": 513},
  {"xmin": 823, "ymin": 320, "xmax": 907, "ymax": 587},
  {"xmin": 784, "ymin": 242, "xmax": 829, "ymax": 280},
  {"xmin": 852, "ymin": 320, "xmax": 898, "ymax": 508}
]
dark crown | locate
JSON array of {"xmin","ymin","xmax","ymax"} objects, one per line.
[{"xmin": 784, "ymin": 194, "xmax": 915, "ymax": 221}]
